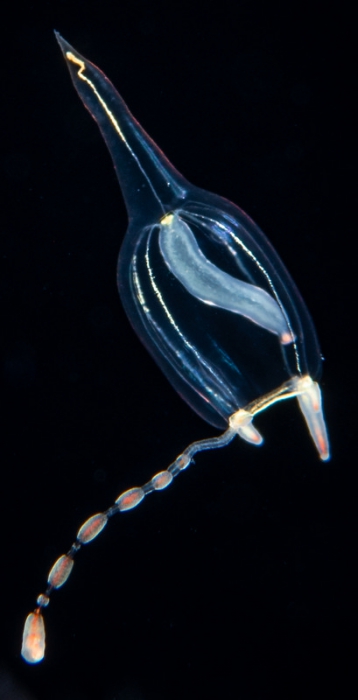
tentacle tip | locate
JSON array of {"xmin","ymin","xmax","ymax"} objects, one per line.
[{"xmin": 21, "ymin": 612, "xmax": 45, "ymax": 664}]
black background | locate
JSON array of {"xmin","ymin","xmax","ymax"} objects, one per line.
[{"xmin": 1, "ymin": 2, "xmax": 354, "ymax": 699}]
